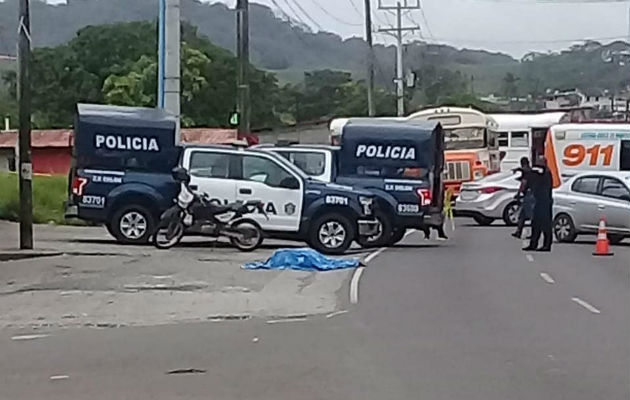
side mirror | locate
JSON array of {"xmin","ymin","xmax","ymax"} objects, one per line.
[
  {"xmin": 279, "ymin": 176, "xmax": 300, "ymax": 190},
  {"xmin": 172, "ymin": 166, "xmax": 189, "ymax": 181}
]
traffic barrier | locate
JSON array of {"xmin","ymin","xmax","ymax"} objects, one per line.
[{"xmin": 593, "ymin": 217, "xmax": 614, "ymax": 257}]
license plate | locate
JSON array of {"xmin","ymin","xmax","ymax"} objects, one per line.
[{"xmin": 397, "ymin": 204, "xmax": 420, "ymax": 213}]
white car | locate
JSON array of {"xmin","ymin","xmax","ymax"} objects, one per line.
[
  {"xmin": 553, "ymin": 171, "xmax": 630, "ymax": 244},
  {"xmin": 455, "ymin": 171, "xmax": 522, "ymax": 226}
]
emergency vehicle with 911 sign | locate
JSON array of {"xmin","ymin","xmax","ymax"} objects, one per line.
[
  {"xmin": 258, "ymin": 119, "xmax": 446, "ymax": 248},
  {"xmin": 65, "ymin": 104, "xmax": 379, "ymax": 255}
]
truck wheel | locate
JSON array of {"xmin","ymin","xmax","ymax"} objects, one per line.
[
  {"xmin": 387, "ymin": 228, "xmax": 406, "ymax": 246},
  {"xmin": 356, "ymin": 212, "xmax": 392, "ymax": 248},
  {"xmin": 110, "ymin": 204, "xmax": 155, "ymax": 244},
  {"xmin": 309, "ymin": 213, "xmax": 353, "ymax": 255}
]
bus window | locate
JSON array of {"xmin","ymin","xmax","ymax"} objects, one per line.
[
  {"xmin": 510, "ymin": 131, "xmax": 529, "ymax": 148},
  {"xmin": 621, "ymin": 140, "xmax": 630, "ymax": 171},
  {"xmin": 498, "ymin": 132, "xmax": 509, "ymax": 147}
]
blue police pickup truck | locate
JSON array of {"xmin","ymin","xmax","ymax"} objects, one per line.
[
  {"xmin": 65, "ymin": 104, "xmax": 378, "ymax": 254},
  {"xmin": 259, "ymin": 119, "xmax": 445, "ymax": 247}
]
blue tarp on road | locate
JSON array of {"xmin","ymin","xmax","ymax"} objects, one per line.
[{"xmin": 243, "ymin": 248, "xmax": 360, "ymax": 271}]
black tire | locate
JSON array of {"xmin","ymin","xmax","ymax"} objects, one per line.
[
  {"xmin": 387, "ymin": 228, "xmax": 406, "ymax": 246},
  {"xmin": 230, "ymin": 221, "xmax": 264, "ymax": 252},
  {"xmin": 502, "ymin": 201, "xmax": 521, "ymax": 227},
  {"xmin": 110, "ymin": 204, "xmax": 156, "ymax": 244},
  {"xmin": 553, "ymin": 213, "xmax": 577, "ymax": 243},
  {"xmin": 473, "ymin": 215, "xmax": 495, "ymax": 226},
  {"xmin": 308, "ymin": 213, "xmax": 353, "ymax": 255},
  {"xmin": 153, "ymin": 220, "xmax": 185, "ymax": 249},
  {"xmin": 356, "ymin": 212, "xmax": 393, "ymax": 248},
  {"xmin": 609, "ymin": 234, "xmax": 625, "ymax": 245}
]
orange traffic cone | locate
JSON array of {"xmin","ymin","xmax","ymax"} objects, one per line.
[{"xmin": 593, "ymin": 217, "xmax": 614, "ymax": 257}]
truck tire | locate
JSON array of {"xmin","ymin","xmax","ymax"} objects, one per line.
[
  {"xmin": 110, "ymin": 204, "xmax": 156, "ymax": 244},
  {"xmin": 308, "ymin": 213, "xmax": 353, "ymax": 255},
  {"xmin": 388, "ymin": 228, "xmax": 406, "ymax": 246},
  {"xmin": 356, "ymin": 212, "xmax": 393, "ymax": 248}
]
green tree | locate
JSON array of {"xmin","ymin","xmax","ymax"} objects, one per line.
[{"xmin": 501, "ymin": 72, "xmax": 520, "ymax": 98}]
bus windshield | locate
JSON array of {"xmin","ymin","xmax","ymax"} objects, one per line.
[{"xmin": 444, "ymin": 127, "xmax": 485, "ymax": 150}]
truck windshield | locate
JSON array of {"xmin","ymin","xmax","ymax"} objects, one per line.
[
  {"xmin": 277, "ymin": 151, "xmax": 326, "ymax": 176},
  {"xmin": 444, "ymin": 127, "xmax": 485, "ymax": 150}
]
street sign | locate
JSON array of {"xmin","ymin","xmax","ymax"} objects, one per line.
[{"xmin": 230, "ymin": 112, "xmax": 240, "ymax": 127}]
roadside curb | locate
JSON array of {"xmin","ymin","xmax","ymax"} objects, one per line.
[{"xmin": 0, "ymin": 251, "xmax": 63, "ymax": 262}]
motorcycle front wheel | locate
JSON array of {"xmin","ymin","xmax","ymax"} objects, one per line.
[
  {"xmin": 153, "ymin": 220, "xmax": 185, "ymax": 249},
  {"xmin": 229, "ymin": 221, "xmax": 264, "ymax": 252}
]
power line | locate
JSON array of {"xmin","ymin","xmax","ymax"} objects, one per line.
[
  {"xmin": 305, "ymin": 0, "xmax": 363, "ymax": 26},
  {"xmin": 418, "ymin": 6, "xmax": 435, "ymax": 40},
  {"xmin": 285, "ymin": 0, "xmax": 324, "ymax": 31},
  {"xmin": 347, "ymin": 0, "xmax": 364, "ymax": 17},
  {"xmin": 269, "ymin": 0, "xmax": 313, "ymax": 48}
]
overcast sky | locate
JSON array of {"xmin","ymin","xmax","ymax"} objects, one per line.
[{"xmin": 46, "ymin": 0, "xmax": 630, "ymax": 57}]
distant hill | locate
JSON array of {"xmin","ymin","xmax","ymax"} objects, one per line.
[{"xmin": 0, "ymin": 0, "xmax": 627, "ymax": 95}]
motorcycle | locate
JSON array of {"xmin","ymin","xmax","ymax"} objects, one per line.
[{"xmin": 153, "ymin": 167, "xmax": 267, "ymax": 251}]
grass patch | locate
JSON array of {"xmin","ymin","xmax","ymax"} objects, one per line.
[{"xmin": 0, "ymin": 172, "xmax": 68, "ymax": 224}]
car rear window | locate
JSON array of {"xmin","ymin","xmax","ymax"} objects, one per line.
[{"xmin": 571, "ymin": 176, "xmax": 600, "ymax": 195}]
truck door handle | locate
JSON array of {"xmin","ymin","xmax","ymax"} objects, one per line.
[
  {"xmin": 569, "ymin": 201, "xmax": 576, "ymax": 206},
  {"xmin": 598, "ymin": 204, "xmax": 606, "ymax": 210},
  {"xmin": 189, "ymin": 184, "xmax": 198, "ymax": 190},
  {"xmin": 239, "ymin": 188, "xmax": 252, "ymax": 195}
]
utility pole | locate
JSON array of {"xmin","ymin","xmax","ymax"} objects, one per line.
[
  {"xmin": 364, "ymin": 0, "xmax": 375, "ymax": 116},
  {"xmin": 377, "ymin": 0, "xmax": 419, "ymax": 117},
  {"xmin": 236, "ymin": 0, "xmax": 251, "ymax": 139},
  {"xmin": 17, "ymin": 0, "xmax": 33, "ymax": 249},
  {"xmin": 157, "ymin": 0, "xmax": 181, "ymax": 143}
]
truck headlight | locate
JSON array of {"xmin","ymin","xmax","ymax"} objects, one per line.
[{"xmin": 359, "ymin": 196, "xmax": 373, "ymax": 216}]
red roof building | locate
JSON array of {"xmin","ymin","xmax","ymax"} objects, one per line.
[{"xmin": 0, "ymin": 128, "xmax": 238, "ymax": 175}]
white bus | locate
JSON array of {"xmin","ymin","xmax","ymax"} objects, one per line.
[
  {"xmin": 406, "ymin": 107, "xmax": 500, "ymax": 194},
  {"xmin": 490, "ymin": 112, "xmax": 567, "ymax": 171}
]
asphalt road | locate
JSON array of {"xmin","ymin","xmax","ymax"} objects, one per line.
[{"xmin": 1, "ymin": 221, "xmax": 628, "ymax": 400}]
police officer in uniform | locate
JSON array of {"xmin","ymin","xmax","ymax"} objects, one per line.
[{"xmin": 523, "ymin": 156, "xmax": 553, "ymax": 252}]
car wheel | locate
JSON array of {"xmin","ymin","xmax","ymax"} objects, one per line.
[
  {"xmin": 609, "ymin": 234, "xmax": 625, "ymax": 245},
  {"xmin": 356, "ymin": 212, "xmax": 392, "ymax": 248},
  {"xmin": 111, "ymin": 205, "xmax": 155, "ymax": 244},
  {"xmin": 473, "ymin": 215, "xmax": 494, "ymax": 226},
  {"xmin": 502, "ymin": 201, "xmax": 521, "ymax": 227},
  {"xmin": 553, "ymin": 213, "xmax": 577, "ymax": 243},
  {"xmin": 309, "ymin": 213, "xmax": 353, "ymax": 255}
]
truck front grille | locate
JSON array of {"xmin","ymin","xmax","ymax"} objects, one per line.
[{"xmin": 444, "ymin": 161, "xmax": 471, "ymax": 182}]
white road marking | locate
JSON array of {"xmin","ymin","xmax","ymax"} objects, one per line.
[
  {"xmin": 350, "ymin": 267, "xmax": 366, "ymax": 304},
  {"xmin": 326, "ymin": 310, "xmax": 349, "ymax": 319},
  {"xmin": 49, "ymin": 375, "xmax": 69, "ymax": 381},
  {"xmin": 526, "ymin": 254, "xmax": 534, "ymax": 263},
  {"xmin": 540, "ymin": 272, "xmax": 555, "ymax": 284},
  {"xmin": 364, "ymin": 247, "xmax": 386, "ymax": 264},
  {"xmin": 404, "ymin": 229, "xmax": 416, "ymax": 238},
  {"xmin": 572, "ymin": 297, "xmax": 601, "ymax": 314},
  {"xmin": 266, "ymin": 317, "xmax": 308, "ymax": 325},
  {"xmin": 11, "ymin": 334, "xmax": 50, "ymax": 341}
]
